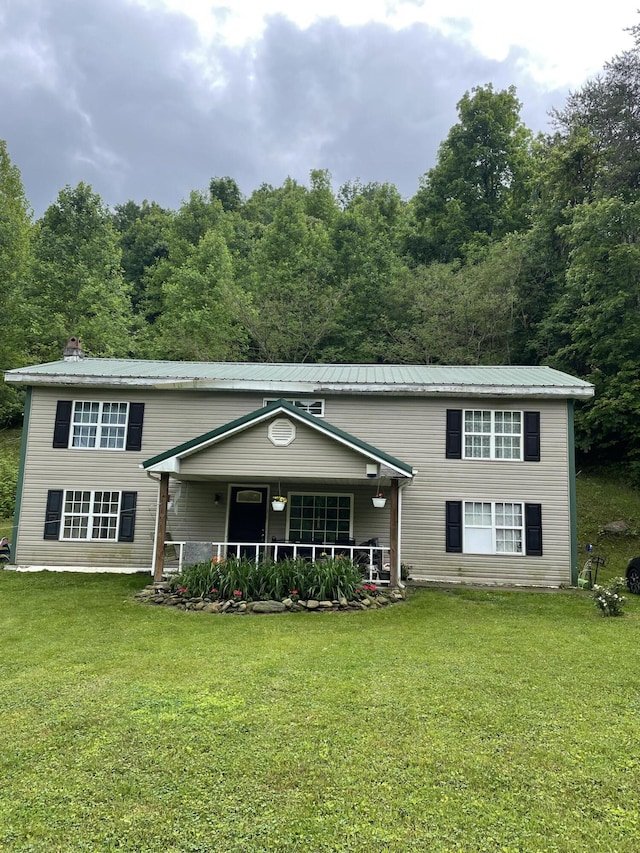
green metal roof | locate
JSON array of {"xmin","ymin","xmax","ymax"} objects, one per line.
[
  {"xmin": 4, "ymin": 358, "xmax": 594, "ymax": 398},
  {"xmin": 142, "ymin": 399, "xmax": 415, "ymax": 477}
]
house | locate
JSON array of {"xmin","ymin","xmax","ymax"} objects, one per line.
[{"xmin": 4, "ymin": 349, "xmax": 594, "ymax": 587}]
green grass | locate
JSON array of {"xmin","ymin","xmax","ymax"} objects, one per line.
[
  {"xmin": 576, "ymin": 466, "xmax": 640, "ymax": 583},
  {"xmin": 1, "ymin": 572, "xmax": 639, "ymax": 852}
]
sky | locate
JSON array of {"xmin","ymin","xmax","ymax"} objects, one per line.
[{"xmin": 1, "ymin": 0, "xmax": 635, "ymax": 216}]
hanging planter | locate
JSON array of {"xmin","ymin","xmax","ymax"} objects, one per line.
[
  {"xmin": 372, "ymin": 492, "xmax": 386, "ymax": 509},
  {"xmin": 271, "ymin": 495, "xmax": 287, "ymax": 512}
]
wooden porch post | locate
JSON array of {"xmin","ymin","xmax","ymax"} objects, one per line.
[
  {"xmin": 389, "ymin": 479, "xmax": 399, "ymax": 587},
  {"xmin": 153, "ymin": 472, "xmax": 170, "ymax": 583}
]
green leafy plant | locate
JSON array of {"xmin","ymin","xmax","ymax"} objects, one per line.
[
  {"xmin": 592, "ymin": 576, "xmax": 627, "ymax": 616},
  {"xmin": 170, "ymin": 555, "xmax": 364, "ymax": 601}
]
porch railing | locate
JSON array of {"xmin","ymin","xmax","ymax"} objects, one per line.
[{"xmin": 162, "ymin": 540, "xmax": 391, "ymax": 585}]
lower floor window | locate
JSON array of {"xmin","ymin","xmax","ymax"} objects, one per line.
[
  {"xmin": 464, "ymin": 501, "xmax": 523, "ymax": 554},
  {"xmin": 62, "ymin": 490, "xmax": 121, "ymax": 540},
  {"xmin": 288, "ymin": 493, "xmax": 352, "ymax": 543}
]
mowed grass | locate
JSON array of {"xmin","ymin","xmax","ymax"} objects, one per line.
[
  {"xmin": 576, "ymin": 466, "xmax": 640, "ymax": 584},
  {"xmin": 1, "ymin": 572, "xmax": 639, "ymax": 852}
]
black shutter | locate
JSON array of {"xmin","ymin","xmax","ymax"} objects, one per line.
[
  {"xmin": 523, "ymin": 411, "xmax": 541, "ymax": 462},
  {"xmin": 525, "ymin": 503, "xmax": 543, "ymax": 556},
  {"xmin": 446, "ymin": 410, "xmax": 462, "ymax": 459},
  {"xmin": 118, "ymin": 492, "xmax": 137, "ymax": 542},
  {"xmin": 125, "ymin": 403, "xmax": 145, "ymax": 451},
  {"xmin": 44, "ymin": 490, "xmax": 64, "ymax": 540},
  {"xmin": 445, "ymin": 501, "xmax": 463, "ymax": 553},
  {"xmin": 53, "ymin": 401, "xmax": 72, "ymax": 448}
]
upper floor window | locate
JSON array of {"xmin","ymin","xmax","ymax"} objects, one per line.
[
  {"xmin": 463, "ymin": 410, "xmax": 522, "ymax": 460},
  {"xmin": 72, "ymin": 402, "xmax": 129, "ymax": 449},
  {"xmin": 264, "ymin": 398, "xmax": 325, "ymax": 416},
  {"xmin": 53, "ymin": 400, "xmax": 145, "ymax": 452}
]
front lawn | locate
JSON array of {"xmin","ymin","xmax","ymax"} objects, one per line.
[{"xmin": 1, "ymin": 573, "xmax": 639, "ymax": 852}]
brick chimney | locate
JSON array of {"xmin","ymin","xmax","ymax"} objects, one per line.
[{"xmin": 63, "ymin": 337, "xmax": 85, "ymax": 361}]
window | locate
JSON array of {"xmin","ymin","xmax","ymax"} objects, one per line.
[
  {"xmin": 53, "ymin": 401, "xmax": 145, "ymax": 451},
  {"xmin": 44, "ymin": 490, "xmax": 137, "ymax": 542},
  {"xmin": 71, "ymin": 402, "xmax": 128, "ymax": 449},
  {"xmin": 264, "ymin": 398, "xmax": 325, "ymax": 416},
  {"xmin": 288, "ymin": 493, "xmax": 352, "ymax": 543},
  {"xmin": 463, "ymin": 410, "xmax": 522, "ymax": 460},
  {"xmin": 463, "ymin": 501, "xmax": 523, "ymax": 554},
  {"xmin": 62, "ymin": 490, "xmax": 121, "ymax": 540}
]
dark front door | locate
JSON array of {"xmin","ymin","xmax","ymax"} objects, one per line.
[{"xmin": 227, "ymin": 487, "xmax": 268, "ymax": 557}]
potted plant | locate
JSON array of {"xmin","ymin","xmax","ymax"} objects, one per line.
[
  {"xmin": 372, "ymin": 492, "xmax": 386, "ymax": 508},
  {"xmin": 271, "ymin": 495, "xmax": 287, "ymax": 511}
]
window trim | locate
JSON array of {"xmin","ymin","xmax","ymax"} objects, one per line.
[
  {"xmin": 287, "ymin": 491, "xmax": 354, "ymax": 543},
  {"xmin": 61, "ymin": 489, "xmax": 122, "ymax": 541},
  {"xmin": 462, "ymin": 409, "xmax": 523, "ymax": 461},
  {"xmin": 263, "ymin": 398, "xmax": 325, "ymax": 417},
  {"xmin": 462, "ymin": 500, "xmax": 525, "ymax": 555},
  {"xmin": 69, "ymin": 401, "xmax": 130, "ymax": 450}
]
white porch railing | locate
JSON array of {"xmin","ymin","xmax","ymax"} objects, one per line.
[{"xmin": 163, "ymin": 540, "xmax": 391, "ymax": 585}]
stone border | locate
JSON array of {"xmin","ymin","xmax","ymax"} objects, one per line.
[{"xmin": 134, "ymin": 584, "xmax": 406, "ymax": 613}]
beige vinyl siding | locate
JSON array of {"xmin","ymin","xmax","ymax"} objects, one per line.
[
  {"xmin": 17, "ymin": 387, "xmax": 572, "ymax": 583},
  {"xmin": 323, "ymin": 395, "xmax": 571, "ymax": 586},
  {"xmin": 179, "ymin": 419, "xmax": 373, "ymax": 480}
]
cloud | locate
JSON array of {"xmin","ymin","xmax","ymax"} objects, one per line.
[{"xmin": 0, "ymin": 0, "xmax": 568, "ymax": 216}]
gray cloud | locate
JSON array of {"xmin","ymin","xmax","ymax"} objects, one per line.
[{"xmin": 0, "ymin": 0, "xmax": 569, "ymax": 216}]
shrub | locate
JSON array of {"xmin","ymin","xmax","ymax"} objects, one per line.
[
  {"xmin": 592, "ymin": 577, "xmax": 627, "ymax": 617},
  {"xmin": 170, "ymin": 555, "xmax": 364, "ymax": 602},
  {"xmin": 0, "ymin": 456, "xmax": 18, "ymax": 518}
]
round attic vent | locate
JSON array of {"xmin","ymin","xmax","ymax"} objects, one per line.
[{"xmin": 268, "ymin": 418, "xmax": 296, "ymax": 447}]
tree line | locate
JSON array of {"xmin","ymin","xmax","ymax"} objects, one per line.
[{"xmin": 2, "ymin": 24, "xmax": 640, "ymax": 477}]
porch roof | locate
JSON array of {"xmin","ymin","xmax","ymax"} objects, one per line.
[{"xmin": 141, "ymin": 398, "xmax": 415, "ymax": 478}]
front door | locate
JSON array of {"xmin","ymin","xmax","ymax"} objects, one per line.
[{"xmin": 227, "ymin": 486, "xmax": 268, "ymax": 557}]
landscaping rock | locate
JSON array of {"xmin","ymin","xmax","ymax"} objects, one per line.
[
  {"xmin": 306, "ymin": 599, "xmax": 320, "ymax": 610},
  {"xmin": 252, "ymin": 600, "xmax": 286, "ymax": 614},
  {"xmin": 602, "ymin": 520, "xmax": 629, "ymax": 534},
  {"xmin": 318, "ymin": 600, "xmax": 333, "ymax": 609},
  {"xmin": 203, "ymin": 602, "xmax": 221, "ymax": 613}
]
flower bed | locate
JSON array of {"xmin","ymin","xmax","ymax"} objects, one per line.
[{"xmin": 135, "ymin": 582, "xmax": 406, "ymax": 614}]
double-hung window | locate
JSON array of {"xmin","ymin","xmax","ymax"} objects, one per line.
[
  {"xmin": 61, "ymin": 490, "xmax": 122, "ymax": 540},
  {"xmin": 71, "ymin": 402, "xmax": 129, "ymax": 449},
  {"xmin": 464, "ymin": 410, "xmax": 522, "ymax": 460},
  {"xmin": 463, "ymin": 501, "xmax": 524, "ymax": 554}
]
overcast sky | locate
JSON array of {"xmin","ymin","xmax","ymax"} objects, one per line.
[{"xmin": 1, "ymin": 0, "xmax": 635, "ymax": 216}]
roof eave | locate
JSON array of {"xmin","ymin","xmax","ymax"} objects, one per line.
[{"xmin": 3, "ymin": 372, "xmax": 595, "ymax": 398}]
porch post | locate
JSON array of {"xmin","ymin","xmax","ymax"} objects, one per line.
[
  {"xmin": 153, "ymin": 472, "xmax": 170, "ymax": 583},
  {"xmin": 389, "ymin": 479, "xmax": 399, "ymax": 587}
]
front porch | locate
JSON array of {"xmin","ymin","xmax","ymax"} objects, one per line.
[
  {"xmin": 161, "ymin": 538, "xmax": 392, "ymax": 584},
  {"xmin": 142, "ymin": 399, "xmax": 415, "ymax": 587}
]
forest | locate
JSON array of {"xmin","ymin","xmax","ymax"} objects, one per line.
[{"xmin": 1, "ymin": 25, "xmax": 640, "ymax": 479}]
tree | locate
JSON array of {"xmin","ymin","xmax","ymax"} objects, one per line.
[
  {"xmin": 0, "ymin": 140, "xmax": 34, "ymax": 422},
  {"xmin": 544, "ymin": 197, "xmax": 640, "ymax": 465},
  {"xmin": 209, "ymin": 176, "xmax": 243, "ymax": 213},
  {"xmin": 552, "ymin": 21, "xmax": 640, "ymax": 196},
  {"xmin": 410, "ymin": 84, "xmax": 533, "ymax": 263},
  {"xmin": 149, "ymin": 230, "xmax": 247, "ymax": 361},
  {"xmin": 229, "ymin": 179, "xmax": 341, "ymax": 362},
  {"xmin": 28, "ymin": 183, "xmax": 132, "ymax": 360},
  {"xmin": 383, "ymin": 236, "xmax": 524, "ymax": 365}
]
